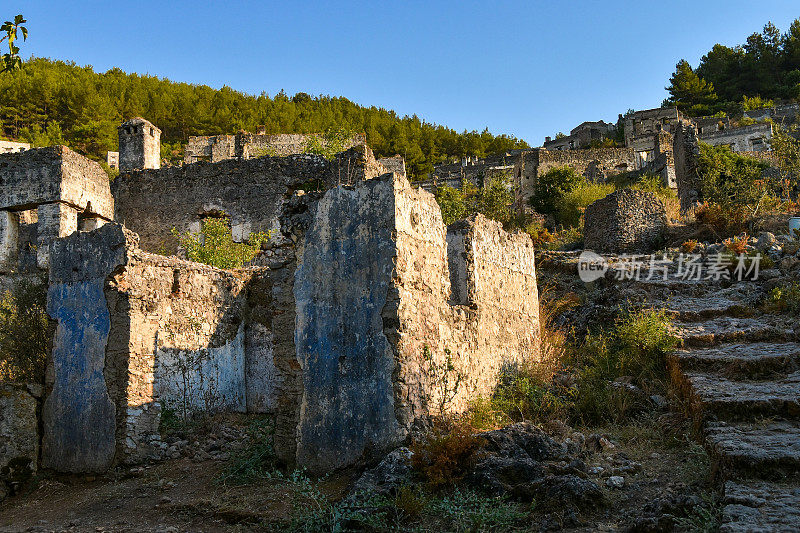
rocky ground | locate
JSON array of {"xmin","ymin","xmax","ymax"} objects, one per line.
[
  {"xmin": 0, "ymin": 413, "xmax": 714, "ymax": 532},
  {"xmin": 540, "ymin": 229, "xmax": 800, "ymax": 532}
]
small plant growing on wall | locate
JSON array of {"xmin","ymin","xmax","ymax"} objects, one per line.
[
  {"xmin": 172, "ymin": 217, "xmax": 271, "ymax": 269},
  {"xmin": 0, "ymin": 278, "xmax": 48, "ymax": 383},
  {"xmin": 422, "ymin": 345, "xmax": 464, "ymax": 416}
]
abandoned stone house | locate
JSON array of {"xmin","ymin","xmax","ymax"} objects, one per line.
[
  {"xmin": 543, "ymin": 121, "xmax": 615, "ymax": 151},
  {"xmin": 0, "ymin": 117, "xmax": 540, "ymax": 478},
  {"xmin": 416, "ymin": 152, "xmax": 521, "ymax": 193}
]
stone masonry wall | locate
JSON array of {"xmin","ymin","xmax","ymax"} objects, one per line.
[
  {"xmin": 515, "ymin": 148, "xmax": 635, "ymax": 208},
  {"xmin": 673, "ymin": 123, "xmax": 702, "ymax": 213},
  {"xmin": 0, "ymin": 383, "xmax": 41, "ymax": 500},
  {"xmin": 44, "ymin": 224, "xmax": 277, "ymax": 468},
  {"xmin": 113, "ymin": 145, "xmax": 387, "ymax": 254},
  {"xmin": 185, "ymin": 132, "xmax": 366, "ymax": 163},
  {"xmin": 278, "ymin": 174, "xmax": 540, "ymax": 472}
]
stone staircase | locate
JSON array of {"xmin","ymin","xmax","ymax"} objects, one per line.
[{"xmin": 663, "ymin": 282, "xmax": 800, "ymax": 531}]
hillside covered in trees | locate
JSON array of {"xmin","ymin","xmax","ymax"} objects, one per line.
[
  {"xmin": 0, "ymin": 58, "xmax": 529, "ymax": 178},
  {"xmin": 664, "ymin": 17, "xmax": 800, "ymax": 116}
]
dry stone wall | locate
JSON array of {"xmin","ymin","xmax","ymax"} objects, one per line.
[{"xmin": 584, "ymin": 189, "xmax": 667, "ymax": 253}]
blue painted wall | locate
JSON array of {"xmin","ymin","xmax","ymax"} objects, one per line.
[{"xmin": 293, "ymin": 178, "xmax": 400, "ymax": 471}]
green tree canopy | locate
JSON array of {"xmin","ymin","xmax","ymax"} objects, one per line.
[
  {"xmin": 665, "ymin": 60, "xmax": 717, "ymax": 113},
  {"xmin": 0, "ymin": 58, "xmax": 529, "ymax": 178}
]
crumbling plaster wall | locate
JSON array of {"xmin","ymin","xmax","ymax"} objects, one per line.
[
  {"xmin": 278, "ymin": 174, "xmax": 540, "ymax": 472},
  {"xmin": 44, "ymin": 224, "xmax": 277, "ymax": 469}
]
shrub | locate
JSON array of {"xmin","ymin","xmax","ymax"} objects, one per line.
[
  {"xmin": 763, "ymin": 282, "xmax": 800, "ymax": 314},
  {"xmin": 698, "ymin": 143, "xmax": 773, "ymax": 217},
  {"xmin": 172, "ymin": 217, "xmax": 270, "ymax": 269},
  {"xmin": 531, "ymin": 166, "xmax": 584, "ymax": 216},
  {"xmin": 434, "ymin": 177, "xmax": 515, "ymax": 228},
  {"xmin": 0, "ymin": 278, "xmax": 49, "ymax": 383},
  {"xmin": 410, "ymin": 423, "xmax": 480, "ymax": 489},
  {"xmin": 632, "ymin": 173, "xmax": 681, "ymax": 220},
  {"xmin": 523, "ymin": 218, "xmax": 555, "ymax": 247},
  {"xmin": 695, "ymin": 201, "xmax": 749, "ymax": 235},
  {"xmin": 555, "ymin": 181, "xmax": 615, "ymax": 227},
  {"xmin": 682, "ymin": 239, "xmax": 699, "ymax": 253},
  {"xmin": 303, "ymin": 126, "xmax": 356, "ymax": 160},
  {"xmin": 217, "ymin": 416, "xmax": 277, "ymax": 485},
  {"xmin": 723, "ymin": 233, "xmax": 749, "ymax": 255},
  {"xmin": 573, "ymin": 308, "xmax": 677, "ymax": 423},
  {"xmin": 425, "ymin": 488, "xmax": 527, "ymax": 532}
]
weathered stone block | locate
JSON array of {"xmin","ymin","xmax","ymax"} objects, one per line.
[{"xmin": 584, "ymin": 189, "xmax": 667, "ymax": 253}]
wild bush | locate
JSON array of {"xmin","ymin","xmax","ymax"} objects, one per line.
[
  {"xmin": 172, "ymin": 217, "xmax": 270, "ymax": 269},
  {"xmin": 0, "ymin": 278, "xmax": 49, "ymax": 383},
  {"xmin": 410, "ymin": 423, "xmax": 480, "ymax": 489},
  {"xmin": 530, "ymin": 165, "xmax": 584, "ymax": 216},
  {"xmin": 698, "ymin": 143, "xmax": 773, "ymax": 217},
  {"xmin": 555, "ymin": 181, "xmax": 615, "ymax": 228},
  {"xmin": 434, "ymin": 177, "xmax": 515, "ymax": 228},
  {"xmin": 573, "ymin": 308, "xmax": 677, "ymax": 423},
  {"xmin": 217, "ymin": 416, "xmax": 277, "ymax": 485},
  {"xmin": 763, "ymin": 282, "xmax": 800, "ymax": 315}
]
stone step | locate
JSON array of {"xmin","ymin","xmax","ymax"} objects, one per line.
[
  {"xmin": 671, "ymin": 342, "xmax": 800, "ymax": 378},
  {"xmin": 674, "ymin": 371, "xmax": 800, "ymax": 422},
  {"xmin": 672, "ymin": 316, "xmax": 796, "ymax": 347},
  {"xmin": 705, "ymin": 420, "xmax": 800, "ymax": 479},
  {"xmin": 658, "ymin": 294, "xmax": 754, "ymax": 322},
  {"xmin": 721, "ymin": 480, "xmax": 800, "ymax": 532}
]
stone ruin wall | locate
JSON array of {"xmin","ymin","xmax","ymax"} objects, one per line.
[
  {"xmin": 0, "ymin": 146, "xmax": 114, "ymax": 270},
  {"xmin": 280, "ymin": 174, "xmax": 540, "ymax": 471},
  {"xmin": 42, "ymin": 224, "xmax": 279, "ymax": 470},
  {"xmin": 583, "ymin": 189, "xmax": 667, "ymax": 253},
  {"xmin": 673, "ymin": 124, "xmax": 702, "ymax": 213},
  {"xmin": 185, "ymin": 132, "xmax": 367, "ymax": 163},
  {"xmin": 36, "ymin": 172, "xmax": 540, "ymax": 474},
  {"xmin": 113, "ymin": 145, "xmax": 387, "ymax": 255},
  {"xmin": 1, "ymin": 127, "xmax": 541, "ymax": 476},
  {"xmin": 515, "ymin": 148, "xmax": 636, "ymax": 208},
  {"xmin": 0, "ymin": 383, "xmax": 41, "ymax": 499},
  {"xmin": 699, "ymin": 122, "xmax": 773, "ymax": 152}
]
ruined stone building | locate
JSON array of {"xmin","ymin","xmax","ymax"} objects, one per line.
[
  {"xmin": 513, "ymin": 147, "xmax": 636, "ymax": 209},
  {"xmin": 543, "ymin": 121, "xmax": 615, "ymax": 151},
  {"xmin": 183, "ymin": 129, "xmax": 366, "ymax": 164},
  {"xmin": 699, "ymin": 122, "xmax": 773, "ymax": 152},
  {"xmin": 0, "ymin": 118, "xmax": 540, "ymax": 479}
]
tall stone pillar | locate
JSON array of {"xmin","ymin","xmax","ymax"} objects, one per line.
[{"xmin": 37, "ymin": 202, "xmax": 78, "ymax": 268}]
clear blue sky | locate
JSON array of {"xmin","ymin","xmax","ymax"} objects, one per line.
[{"xmin": 9, "ymin": 1, "xmax": 800, "ymax": 146}]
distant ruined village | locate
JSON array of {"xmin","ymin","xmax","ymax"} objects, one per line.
[{"xmin": 1, "ymin": 96, "xmax": 799, "ymax": 532}]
